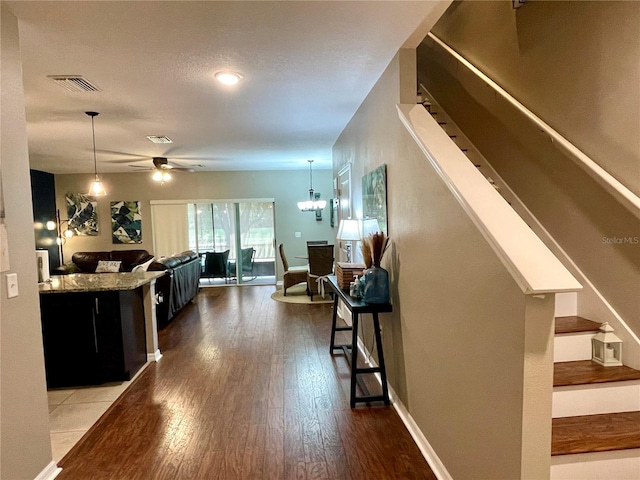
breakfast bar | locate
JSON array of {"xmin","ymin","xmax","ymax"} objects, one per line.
[{"xmin": 39, "ymin": 272, "xmax": 165, "ymax": 388}]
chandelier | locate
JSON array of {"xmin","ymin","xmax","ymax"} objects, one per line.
[{"xmin": 297, "ymin": 160, "xmax": 326, "ymax": 211}]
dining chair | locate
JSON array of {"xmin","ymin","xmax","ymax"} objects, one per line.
[
  {"xmin": 279, "ymin": 243, "xmax": 308, "ymax": 295},
  {"xmin": 306, "ymin": 244, "xmax": 334, "ymax": 300}
]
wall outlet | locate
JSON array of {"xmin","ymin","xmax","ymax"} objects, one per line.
[{"xmin": 6, "ymin": 273, "xmax": 18, "ymax": 298}]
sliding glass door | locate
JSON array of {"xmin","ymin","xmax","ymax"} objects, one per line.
[{"xmin": 152, "ymin": 199, "xmax": 276, "ymax": 286}]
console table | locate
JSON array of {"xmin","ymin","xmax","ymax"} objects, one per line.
[
  {"xmin": 326, "ymin": 275, "xmax": 392, "ymax": 408},
  {"xmin": 39, "ymin": 272, "xmax": 165, "ymax": 388}
]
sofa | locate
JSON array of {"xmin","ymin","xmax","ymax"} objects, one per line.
[
  {"xmin": 63, "ymin": 249, "xmax": 201, "ymax": 326},
  {"xmin": 148, "ymin": 251, "xmax": 201, "ymax": 325}
]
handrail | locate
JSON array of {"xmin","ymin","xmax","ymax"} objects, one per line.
[
  {"xmin": 397, "ymin": 103, "xmax": 582, "ymax": 295},
  {"xmin": 427, "ymin": 33, "xmax": 640, "ymax": 221}
]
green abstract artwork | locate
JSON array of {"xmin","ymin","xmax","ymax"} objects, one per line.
[
  {"xmin": 111, "ymin": 200, "xmax": 142, "ymax": 244},
  {"xmin": 66, "ymin": 193, "xmax": 99, "ymax": 236},
  {"xmin": 362, "ymin": 164, "xmax": 387, "ymax": 234}
]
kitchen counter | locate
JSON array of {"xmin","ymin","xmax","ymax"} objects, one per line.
[
  {"xmin": 39, "ymin": 272, "xmax": 167, "ymax": 388},
  {"xmin": 39, "ymin": 272, "xmax": 166, "ymax": 294}
]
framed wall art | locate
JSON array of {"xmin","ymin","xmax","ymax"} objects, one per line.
[
  {"xmin": 66, "ymin": 193, "xmax": 99, "ymax": 236},
  {"xmin": 362, "ymin": 163, "xmax": 387, "ymax": 234},
  {"xmin": 111, "ymin": 200, "xmax": 142, "ymax": 244}
]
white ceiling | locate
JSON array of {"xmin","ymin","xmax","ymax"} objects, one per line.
[{"xmin": 6, "ymin": 1, "xmax": 445, "ymax": 174}]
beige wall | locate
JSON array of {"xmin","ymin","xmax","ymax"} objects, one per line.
[
  {"xmin": 430, "ymin": 0, "xmax": 640, "ymax": 196},
  {"xmin": 333, "ymin": 50, "xmax": 552, "ymax": 479},
  {"xmin": 55, "ymin": 169, "xmax": 335, "ymax": 276},
  {"xmin": 420, "ymin": 0, "xmax": 640, "ymax": 336},
  {"xmin": 1, "ymin": 4, "xmax": 54, "ymax": 478}
]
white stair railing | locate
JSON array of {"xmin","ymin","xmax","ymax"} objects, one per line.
[
  {"xmin": 427, "ymin": 32, "xmax": 640, "ymax": 221},
  {"xmin": 397, "ymin": 102, "xmax": 581, "ymax": 296}
]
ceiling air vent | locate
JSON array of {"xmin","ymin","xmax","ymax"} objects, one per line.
[
  {"xmin": 48, "ymin": 75, "xmax": 101, "ymax": 93},
  {"xmin": 146, "ymin": 135, "xmax": 173, "ymax": 144}
]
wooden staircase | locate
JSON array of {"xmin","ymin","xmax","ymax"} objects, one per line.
[
  {"xmin": 416, "ymin": 89, "xmax": 640, "ymax": 478},
  {"xmin": 551, "ymin": 316, "xmax": 640, "ymax": 479}
]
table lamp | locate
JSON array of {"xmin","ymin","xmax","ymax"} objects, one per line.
[{"xmin": 336, "ymin": 219, "xmax": 361, "ymax": 263}]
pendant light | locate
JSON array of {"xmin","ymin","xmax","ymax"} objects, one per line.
[
  {"xmin": 86, "ymin": 111, "xmax": 106, "ymax": 197},
  {"xmin": 297, "ymin": 159, "xmax": 326, "ymax": 211}
]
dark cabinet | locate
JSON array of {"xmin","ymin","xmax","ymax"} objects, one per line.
[{"xmin": 40, "ymin": 289, "xmax": 146, "ymax": 388}]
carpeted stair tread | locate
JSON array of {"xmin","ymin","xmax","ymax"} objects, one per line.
[
  {"xmin": 552, "ymin": 411, "xmax": 640, "ymax": 455},
  {"xmin": 554, "ymin": 360, "xmax": 640, "ymax": 387},
  {"xmin": 555, "ymin": 316, "xmax": 601, "ymax": 335}
]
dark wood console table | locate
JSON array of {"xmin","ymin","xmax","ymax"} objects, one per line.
[{"xmin": 326, "ymin": 275, "xmax": 392, "ymax": 408}]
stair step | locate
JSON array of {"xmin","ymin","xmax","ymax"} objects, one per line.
[
  {"xmin": 554, "ymin": 317, "xmax": 601, "ymax": 363},
  {"xmin": 553, "ymin": 361, "xmax": 640, "ymax": 417},
  {"xmin": 555, "ymin": 316, "xmax": 601, "ymax": 335},
  {"xmin": 552, "ymin": 411, "xmax": 640, "ymax": 456},
  {"xmin": 555, "ymin": 360, "xmax": 640, "ymax": 387}
]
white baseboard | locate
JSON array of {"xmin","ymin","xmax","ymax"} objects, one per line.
[
  {"xmin": 355, "ymin": 339, "xmax": 452, "ymax": 480},
  {"xmin": 147, "ymin": 349, "xmax": 162, "ymax": 363},
  {"xmin": 34, "ymin": 461, "xmax": 62, "ymax": 480}
]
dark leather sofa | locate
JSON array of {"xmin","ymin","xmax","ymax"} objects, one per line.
[
  {"xmin": 65, "ymin": 249, "xmax": 201, "ymax": 325},
  {"xmin": 148, "ymin": 251, "xmax": 201, "ymax": 325}
]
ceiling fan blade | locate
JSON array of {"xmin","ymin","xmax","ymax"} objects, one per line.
[
  {"xmin": 96, "ymin": 149, "xmax": 150, "ymax": 159},
  {"xmin": 105, "ymin": 158, "xmax": 150, "ymax": 164},
  {"xmin": 128, "ymin": 164, "xmax": 154, "ymax": 170}
]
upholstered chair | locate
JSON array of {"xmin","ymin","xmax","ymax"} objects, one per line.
[
  {"xmin": 306, "ymin": 244, "xmax": 334, "ymax": 300},
  {"xmin": 279, "ymin": 243, "xmax": 308, "ymax": 295}
]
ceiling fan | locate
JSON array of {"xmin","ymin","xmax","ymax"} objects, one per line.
[{"xmin": 126, "ymin": 156, "xmax": 202, "ymax": 172}]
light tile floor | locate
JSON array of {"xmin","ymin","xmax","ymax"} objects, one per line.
[{"xmin": 47, "ymin": 380, "xmax": 133, "ymax": 461}]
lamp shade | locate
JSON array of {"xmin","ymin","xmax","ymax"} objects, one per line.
[{"xmin": 337, "ymin": 219, "xmax": 361, "ymax": 241}]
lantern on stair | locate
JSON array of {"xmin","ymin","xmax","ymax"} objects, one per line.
[{"xmin": 591, "ymin": 322, "xmax": 623, "ymax": 367}]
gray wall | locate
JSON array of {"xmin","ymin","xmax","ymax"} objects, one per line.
[
  {"xmin": 55, "ymin": 169, "xmax": 335, "ymax": 277},
  {"xmin": 419, "ymin": 0, "xmax": 640, "ymax": 336},
  {"xmin": 333, "ymin": 50, "xmax": 549, "ymax": 480},
  {"xmin": 1, "ymin": 4, "xmax": 54, "ymax": 478}
]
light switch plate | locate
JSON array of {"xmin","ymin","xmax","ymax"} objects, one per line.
[
  {"xmin": 294, "ymin": 232, "xmax": 301, "ymax": 238},
  {"xmin": 6, "ymin": 273, "xmax": 18, "ymax": 298}
]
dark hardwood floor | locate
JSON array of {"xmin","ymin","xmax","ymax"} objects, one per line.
[{"xmin": 57, "ymin": 286, "xmax": 436, "ymax": 479}]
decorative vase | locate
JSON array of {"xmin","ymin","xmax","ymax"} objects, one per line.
[{"xmin": 362, "ymin": 266, "xmax": 389, "ymax": 304}]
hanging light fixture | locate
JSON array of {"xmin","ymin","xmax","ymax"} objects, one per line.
[
  {"xmin": 86, "ymin": 111, "xmax": 106, "ymax": 197},
  {"xmin": 297, "ymin": 159, "xmax": 327, "ymax": 211}
]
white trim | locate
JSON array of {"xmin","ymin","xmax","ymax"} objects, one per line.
[
  {"xmin": 427, "ymin": 32, "xmax": 640, "ymax": 220},
  {"xmin": 355, "ymin": 338, "xmax": 453, "ymax": 480},
  {"xmin": 150, "ymin": 198, "xmax": 275, "ymax": 205},
  {"xmin": 147, "ymin": 349, "xmax": 163, "ymax": 363},
  {"xmin": 34, "ymin": 461, "xmax": 62, "ymax": 480},
  {"xmin": 397, "ymin": 103, "xmax": 581, "ymax": 295}
]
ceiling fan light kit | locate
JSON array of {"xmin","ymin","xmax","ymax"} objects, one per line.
[
  {"xmin": 86, "ymin": 111, "xmax": 106, "ymax": 197},
  {"xmin": 152, "ymin": 170, "xmax": 172, "ymax": 183}
]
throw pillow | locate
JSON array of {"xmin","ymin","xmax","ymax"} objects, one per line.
[
  {"xmin": 131, "ymin": 257, "xmax": 155, "ymax": 273},
  {"xmin": 95, "ymin": 260, "xmax": 122, "ymax": 273}
]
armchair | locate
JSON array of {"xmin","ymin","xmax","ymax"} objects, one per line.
[{"xmin": 278, "ymin": 243, "xmax": 308, "ymax": 295}]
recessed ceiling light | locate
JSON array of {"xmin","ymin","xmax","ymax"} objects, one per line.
[{"xmin": 215, "ymin": 71, "xmax": 242, "ymax": 86}]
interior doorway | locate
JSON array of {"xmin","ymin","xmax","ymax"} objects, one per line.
[{"xmin": 337, "ymin": 164, "xmax": 352, "ymax": 262}]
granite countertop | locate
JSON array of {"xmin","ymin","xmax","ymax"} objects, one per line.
[{"xmin": 39, "ymin": 272, "xmax": 166, "ymax": 294}]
